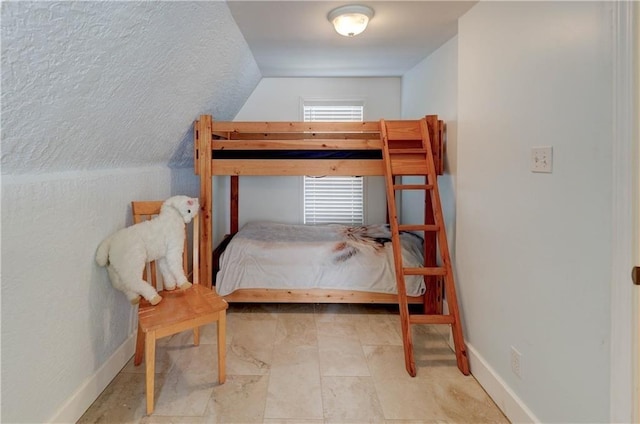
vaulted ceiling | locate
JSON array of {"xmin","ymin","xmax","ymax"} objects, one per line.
[{"xmin": 1, "ymin": 1, "xmax": 473, "ymax": 175}]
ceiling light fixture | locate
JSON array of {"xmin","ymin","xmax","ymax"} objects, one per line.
[{"xmin": 327, "ymin": 5, "xmax": 374, "ymax": 37}]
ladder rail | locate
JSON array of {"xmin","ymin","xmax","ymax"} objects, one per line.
[{"xmin": 380, "ymin": 119, "xmax": 417, "ymax": 377}]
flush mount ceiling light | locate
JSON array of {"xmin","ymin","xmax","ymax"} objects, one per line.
[{"xmin": 327, "ymin": 5, "xmax": 374, "ymax": 37}]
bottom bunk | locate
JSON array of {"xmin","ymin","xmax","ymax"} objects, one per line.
[{"xmin": 212, "ymin": 221, "xmax": 429, "ymax": 305}]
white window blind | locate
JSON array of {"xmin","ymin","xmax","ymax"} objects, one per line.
[
  {"xmin": 303, "ymin": 104, "xmax": 364, "ymax": 122},
  {"xmin": 304, "ymin": 176, "xmax": 364, "ymax": 225},
  {"xmin": 303, "ymin": 101, "xmax": 365, "ymax": 225}
]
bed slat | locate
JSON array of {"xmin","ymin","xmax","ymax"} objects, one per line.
[
  {"xmin": 212, "ymin": 139, "xmax": 382, "ymax": 150},
  {"xmin": 220, "ymin": 288, "xmax": 424, "ymax": 304},
  {"xmin": 211, "ymin": 159, "xmax": 385, "ymax": 176},
  {"xmin": 211, "ymin": 121, "xmax": 380, "ymax": 133},
  {"xmin": 218, "ymin": 132, "xmax": 377, "ymax": 140}
]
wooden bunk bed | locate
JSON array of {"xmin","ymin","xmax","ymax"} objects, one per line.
[
  {"xmin": 193, "ymin": 114, "xmax": 445, "ymax": 310},
  {"xmin": 194, "ymin": 114, "xmax": 470, "ymax": 377}
]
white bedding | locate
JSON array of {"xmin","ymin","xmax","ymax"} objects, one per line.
[{"xmin": 215, "ymin": 221, "xmax": 426, "ymax": 296}]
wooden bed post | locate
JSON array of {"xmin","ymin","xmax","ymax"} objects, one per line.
[
  {"xmin": 423, "ymin": 115, "xmax": 443, "ymax": 315},
  {"xmin": 423, "ymin": 190, "xmax": 440, "ymax": 314},
  {"xmin": 195, "ymin": 115, "xmax": 214, "ymax": 289},
  {"xmin": 230, "ymin": 176, "xmax": 239, "ymax": 234}
]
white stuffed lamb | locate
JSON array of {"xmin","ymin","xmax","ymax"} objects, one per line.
[{"xmin": 96, "ymin": 195, "xmax": 199, "ymax": 305}]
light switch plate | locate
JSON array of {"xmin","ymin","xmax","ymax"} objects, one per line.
[{"xmin": 531, "ymin": 146, "xmax": 553, "ymax": 173}]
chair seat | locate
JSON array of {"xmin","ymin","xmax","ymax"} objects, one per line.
[{"xmin": 138, "ymin": 285, "xmax": 228, "ymax": 337}]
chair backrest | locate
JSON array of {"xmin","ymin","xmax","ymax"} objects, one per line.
[{"xmin": 131, "ymin": 200, "xmax": 200, "ymax": 290}]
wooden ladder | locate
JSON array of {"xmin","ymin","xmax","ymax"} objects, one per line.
[{"xmin": 380, "ymin": 117, "xmax": 470, "ymax": 377}]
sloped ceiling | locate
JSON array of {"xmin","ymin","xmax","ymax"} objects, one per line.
[{"xmin": 1, "ymin": 1, "xmax": 261, "ymax": 175}]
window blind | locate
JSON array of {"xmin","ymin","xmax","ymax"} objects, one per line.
[
  {"xmin": 304, "ymin": 176, "xmax": 364, "ymax": 225},
  {"xmin": 303, "ymin": 101, "xmax": 365, "ymax": 225},
  {"xmin": 303, "ymin": 104, "xmax": 364, "ymax": 122}
]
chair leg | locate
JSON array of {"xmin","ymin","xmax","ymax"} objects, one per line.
[
  {"xmin": 134, "ymin": 324, "xmax": 144, "ymax": 366},
  {"xmin": 145, "ymin": 331, "xmax": 156, "ymax": 415},
  {"xmin": 193, "ymin": 327, "xmax": 200, "ymax": 346},
  {"xmin": 217, "ymin": 311, "xmax": 226, "ymax": 384}
]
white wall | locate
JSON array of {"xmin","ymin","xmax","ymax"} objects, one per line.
[
  {"xmin": 455, "ymin": 2, "xmax": 613, "ymax": 422},
  {"xmin": 235, "ymin": 78, "xmax": 400, "ymax": 121},
  {"xmin": 1, "ymin": 166, "xmax": 198, "ymax": 423},
  {"xmin": 401, "ymin": 36, "xmax": 458, "ymax": 255},
  {"xmin": 212, "ymin": 77, "xmax": 402, "ymax": 243}
]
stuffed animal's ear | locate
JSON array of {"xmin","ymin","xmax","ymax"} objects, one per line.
[{"xmin": 187, "ymin": 199, "xmax": 194, "ymax": 206}]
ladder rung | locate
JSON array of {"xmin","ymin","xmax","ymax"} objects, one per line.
[
  {"xmin": 398, "ymin": 224, "xmax": 439, "ymax": 232},
  {"xmin": 403, "ymin": 267, "xmax": 447, "ymax": 276},
  {"xmin": 388, "ymin": 148, "xmax": 427, "ymax": 154},
  {"xmin": 393, "ymin": 184, "xmax": 433, "ymax": 190},
  {"xmin": 409, "ymin": 314, "xmax": 455, "ymax": 325}
]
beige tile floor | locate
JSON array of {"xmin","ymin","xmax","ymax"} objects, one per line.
[{"xmin": 79, "ymin": 303, "xmax": 509, "ymax": 424}]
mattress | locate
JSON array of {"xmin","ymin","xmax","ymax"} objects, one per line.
[{"xmin": 215, "ymin": 221, "xmax": 426, "ymax": 296}]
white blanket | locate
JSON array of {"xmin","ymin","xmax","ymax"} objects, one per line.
[{"xmin": 216, "ymin": 221, "xmax": 426, "ymax": 296}]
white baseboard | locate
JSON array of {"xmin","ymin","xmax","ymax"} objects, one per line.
[
  {"xmin": 48, "ymin": 333, "xmax": 136, "ymax": 423},
  {"xmin": 466, "ymin": 342, "xmax": 540, "ymax": 423}
]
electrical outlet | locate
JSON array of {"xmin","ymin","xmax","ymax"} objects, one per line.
[
  {"xmin": 510, "ymin": 346, "xmax": 522, "ymax": 378},
  {"xmin": 531, "ymin": 146, "xmax": 553, "ymax": 173}
]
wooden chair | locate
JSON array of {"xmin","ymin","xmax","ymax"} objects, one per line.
[{"xmin": 131, "ymin": 200, "xmax": 228, "ymax": 415}]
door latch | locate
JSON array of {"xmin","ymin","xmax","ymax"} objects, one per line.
[{"xmin": 633, "ymin": 266, "xmax": 640, "ymax": 285}]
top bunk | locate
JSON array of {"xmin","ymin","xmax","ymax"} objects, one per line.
[{"xmin": 193, "ymin": 115, "xmax": 445, "ymax": 176}]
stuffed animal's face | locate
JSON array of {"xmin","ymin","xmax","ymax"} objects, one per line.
[{"xmin": 164, "ymin": 196, "xmax": 200, "ymax": 223}]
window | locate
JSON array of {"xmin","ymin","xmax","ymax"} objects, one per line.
[
  {"xmin": 302, "ymin": 101, "xmax": 365, "ymax": 225},
  {"xmin": 304, "ymin": 176, "xmax": 364, "ymax": 225}
]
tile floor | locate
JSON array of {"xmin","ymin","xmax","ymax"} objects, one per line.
[{"xmin": 78, "ymin": 303, "xmax": 509, "ymax": 423}]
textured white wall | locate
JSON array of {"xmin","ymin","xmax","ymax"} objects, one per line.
[
  {"xmin": 456, "ymin": 2, "xmax": 612, "ymax": 422},
  {"xmin": 0, "ymin": 2, "xmax": 259, "ymax": 422},
  {"xmin": 1, "ymin": 1, "xmax": 261, "ymax": 174},
  {"xmin": 211, "ymin": 77, "xmax": 402, "ymax": 243},
  {"xmin": 2, "ymin": 167, "xmax": 181, "ymax": 422}
]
